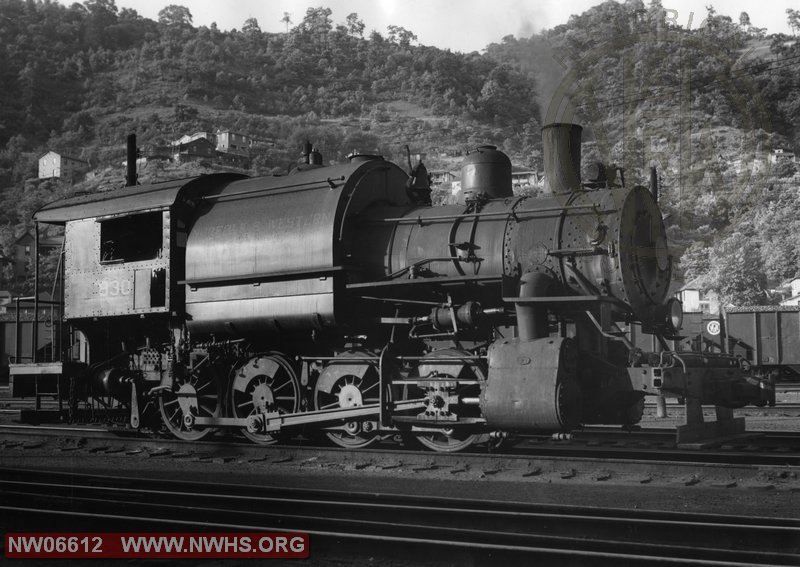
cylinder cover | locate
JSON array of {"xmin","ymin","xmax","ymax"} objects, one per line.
[{"xmin": 481, "ymin": 337, "xmax": 581, "ymax": 430}]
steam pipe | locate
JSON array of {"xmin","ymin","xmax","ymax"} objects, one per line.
[
  {"xmin": 516, "ymin": 272, "xmax": 553, "ymax": 341},
  {"xmin": 32, "ymin": 225, "xmax": 38, "ymax": 363},
  {"xmin": 125, "ymin": 133, "xmax": 137, "ymax": 187}
]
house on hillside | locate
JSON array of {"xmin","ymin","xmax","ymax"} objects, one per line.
[
  {"xmin": 38, "ymin": 151, "xmax": 89, "ymax": 180},
  {"xmin": 250, "ymin": 137, "xmax": 277, "ymax": 150},
  {"xmin": 173, "ymin": 131, "xmax": 216, "ymax": 146},
  {"xmin": 9, "ymin": 234, "xmax": 64, "ymax": 283},
  {"xmin": 779, "ymin": 278, "xmax": 800, "ymax": 306},
  {"xmin": 429, "ymin": 170, "xmax": 458, "ymax": 186},
  {"xmin": 216, "ymin": 130, "xmax": 251, "ymax": 156},
  {"xmin": 144, "ymin": 145, "xmax": 172, "ymax": 162},
  {"xmin": 511, "ymin": 170, "xmax": 541, "ymax": 189},
  {"xmin": 0, "ymin": 290, "xmax": 10, "ymax": 315},
  {"xmin": 769, "ymin": 148, "xmax": 796, "ymax": 164},
  {"xmin": 173, "ymin": 138, "xmax": 216, "ymax": 163},
  {"xmin": 679, "ymin": 281, "xmax": 720, "ymax": 315},
  {"xmin": 123, "ymin": 145, "xmax": 172, "ymax": 169},
  {"xmin": 168, "ymin": 129, "xmax": 275, "ymax": 167}
]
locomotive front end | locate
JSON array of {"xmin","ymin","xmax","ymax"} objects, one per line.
[
  {"xmin": 508, "ymin": 123, "xmax": 675, "ymax": 332},
  {"xmin": 478, "ymin": 123, "xmax": 679, "ymax": 431},
  {"xmin": 482, "ymin": 123, "xmax": 770, "ymax": 439},
  {"xmin": 347, "ymin": 123, "xmax": 684, "ymax": 433}
]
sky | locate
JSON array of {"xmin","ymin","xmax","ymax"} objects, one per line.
[{"xmin": 107, "ymin": 0, "xmax": 797, "ymax": 53}]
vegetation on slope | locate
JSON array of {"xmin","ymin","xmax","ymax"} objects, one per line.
[{"xmin": 0, "ymin": 0, "xmax": 798, "ymax": 305}]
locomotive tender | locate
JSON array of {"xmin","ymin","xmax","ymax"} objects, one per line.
[{"xmin": 11, "ymin": 123, "xmax": 772, "ymax": 450}]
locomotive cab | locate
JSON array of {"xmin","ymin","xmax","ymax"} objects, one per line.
[{"xmin": 29, "ymin": 174, "xmax": 246, "ymax": 419}]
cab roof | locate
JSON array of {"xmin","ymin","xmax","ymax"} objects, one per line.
[{"xmin": 34, "ymin": 173, "xmax": 246, "ymax": 224}]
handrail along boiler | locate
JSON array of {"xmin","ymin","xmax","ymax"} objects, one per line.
[{"xmin": 10, "ymin": 124, "xmax": 772, "ymax": 449}]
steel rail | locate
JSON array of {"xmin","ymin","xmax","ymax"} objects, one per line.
[
  {"xmin": 1, "ymin": 500, "xmax": 792, "ymax": 567},
  {"xmin": 0, "ymin": 423, "xmax": 799, "ymax": 467},
  {"xmin": 4, "ymin": 479, "xmax": 798, "ymax": 532},
  {"xmin": 1, "ymin": 471, "xmax": 797, "ymax": 566},
  {"xmin": 3, "ymin": 504, "xmax": 786, "ymax": 567}
]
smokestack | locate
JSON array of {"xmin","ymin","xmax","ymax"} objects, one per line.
[
  {"xmin": 125, "ymin": 133, "xmax": 137, "ymax": 187},
  {"xmin": 542, "ymin": 123, "xmax": 582, "ymax": 193},
  {"xmin": 300, "ymin": 140, "xmax": 312, "ymax": 164}
]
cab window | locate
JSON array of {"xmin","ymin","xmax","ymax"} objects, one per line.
[{"xmin": 100, "ymin": 212, "xmax": 163, "ymax": 263}]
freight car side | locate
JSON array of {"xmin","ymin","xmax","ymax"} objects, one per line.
[{"xmin": 726, "ymin": 306, "xmax": 800, "ymax": 380}]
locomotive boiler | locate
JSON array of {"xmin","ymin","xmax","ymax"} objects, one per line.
[{"xmin": 13, "ymin": 123, "xmax": 772, "ymax": 450}]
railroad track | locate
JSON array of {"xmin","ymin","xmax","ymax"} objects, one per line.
[
  {"xmin": 642, "ymin": 402, "xmax": 800, "ymax": 411},
  {"xmin": 1, "ymin": 423, "xmax": 799, "ymax": 470},
  {"xmin": 512, "ymin": 438, "xmax": 800, "ymax": 466},
  {"xmin": 0, "ymin": 468, "xmax": 797, "ymax": 566}
]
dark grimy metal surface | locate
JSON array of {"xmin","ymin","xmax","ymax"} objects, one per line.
[
  {"xmin": 482, "ymin": 337, "xmax": 580, "ymax": 429},
  {"xmin": 34, "ymin": 173, "xmax": 246, "ymax": 224},
  {"xmin": 184, "ymin": 159, "xmax": 409, "ymax": 334}
]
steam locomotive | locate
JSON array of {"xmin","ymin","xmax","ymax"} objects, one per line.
[{"xmin": 8, "ymin": 123, "xmax": 773, "ymax": 450}]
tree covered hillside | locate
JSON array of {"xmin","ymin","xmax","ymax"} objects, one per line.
[
  {"xmin": 0, "ymin": 0, "xmax": 799, "ymax": 306},
  {"xmin": 486, "ymin": 2, "xmax": 800, "ymax": 304},
  {"xmin": 0, "ymin": 0, "xmax": 537, "ymax": 173}
]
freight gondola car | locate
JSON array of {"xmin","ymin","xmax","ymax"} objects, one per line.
[{"xmin": 675, "ymin": 306, "xmax": 800, "ymax": 383}]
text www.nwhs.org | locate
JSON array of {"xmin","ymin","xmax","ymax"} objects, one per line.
[{"xmin": 5, "ymin": 532, "xmax": 309, "ymax": 558}]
